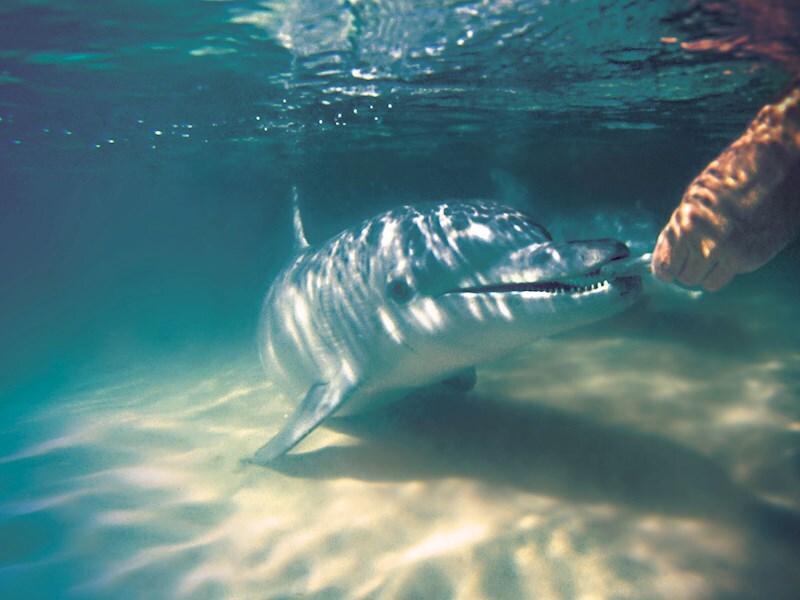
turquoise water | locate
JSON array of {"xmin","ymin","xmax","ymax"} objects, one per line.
[{"xmin": 1, "ymin": 1, "xmax": 799, "ymax": 598}]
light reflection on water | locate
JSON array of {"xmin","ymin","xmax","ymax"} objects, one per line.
[{"xmin": 1, "ymin": 275, "xmax": 799, "ymax": 599}]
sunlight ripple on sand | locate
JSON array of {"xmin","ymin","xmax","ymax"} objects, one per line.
[{"xmin": 2, "ymin": 284, "xmax": 800, "ymax": 599}]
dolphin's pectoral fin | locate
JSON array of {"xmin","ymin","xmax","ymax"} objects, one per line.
[
  {"xmin": 440, "ymin": 367, "xmax": 477, "ymax": 392},
  {"xmin": 248, "ymin": 379, "xmax": 356, "ymax": 465}
]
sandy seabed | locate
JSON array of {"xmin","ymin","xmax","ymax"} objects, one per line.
[{"xmin": 1, "ymin": 280, "xmax": 799, "ymax": 600}]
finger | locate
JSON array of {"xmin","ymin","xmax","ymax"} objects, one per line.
[
  {"xmin": 652, "ymin": 224, "xmax": 687, "ymax": 282},
  {"xmin": 676, "ymin": 228, "xmax": 719, "ymax": 287},
  {"xmin": 701, "ymin": 262, "xmax": 735, "ymax": 292},
  {"xmin": 677, "ymin": 248, "xmax": 715, "ymax": 287},
  {"xmin": 676, "ymin": 197, "xmax": 723, "ymax": 239}
]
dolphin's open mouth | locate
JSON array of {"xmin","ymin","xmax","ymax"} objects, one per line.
[
  {"xmin": 446, "ymin": 252, "xmax": 650, "ymax": 297},
  {"xmin": 447, "ymin": 275, "xmax": 641, "ymax": 296}
]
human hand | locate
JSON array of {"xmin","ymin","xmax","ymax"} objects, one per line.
[{"xmin": 653, "ymin": 87, "xmax": 800, "ymax": 291}]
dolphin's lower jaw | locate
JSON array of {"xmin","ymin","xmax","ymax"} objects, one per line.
[
  {"xmin": 610, "ymin": 275, "xmax": 642, "ymax": 297},
  {"xmin": 432, "ymin": 274, "xmax": 641, "ymax": 353}
]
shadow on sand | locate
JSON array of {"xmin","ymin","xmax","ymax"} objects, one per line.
[
  {"xmin": 268, "ymin": 390, "xmax": 800, "ymax": 544},
  {"xmin": 567, "ymin": 299, "xmax": 763, "ymax": 359}
]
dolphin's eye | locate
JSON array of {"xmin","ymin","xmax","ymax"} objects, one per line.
[{"xmin": 387, "ymin": 278, "xmax": 412, "ymax": 303}]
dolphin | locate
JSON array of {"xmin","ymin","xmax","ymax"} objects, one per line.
[{"xmin": 250, "ymin": 195, "xmax": 642, "ymax": 464}]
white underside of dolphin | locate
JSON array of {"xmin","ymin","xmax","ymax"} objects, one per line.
[{"xmin": 248, "ymin": 192, "xmax": 643, "ymax": 464}]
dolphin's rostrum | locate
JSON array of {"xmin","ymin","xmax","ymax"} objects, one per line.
[{"xmin": 250, "ymin": 198, "xmax": 642, "ymax": 464}]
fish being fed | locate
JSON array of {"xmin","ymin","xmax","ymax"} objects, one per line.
[{"xmin": 250, "ymin": 194, "xmax": 643, "ymax": 464}]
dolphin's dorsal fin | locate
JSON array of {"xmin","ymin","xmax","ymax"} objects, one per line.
[{"xmin": 291, "ymin": 186, "xmax": 310, "ymax": 252}]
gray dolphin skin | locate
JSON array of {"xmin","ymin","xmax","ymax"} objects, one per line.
[{"xmin": 251, "ymin": 197, "xmax": 642, "ymax": 464}]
